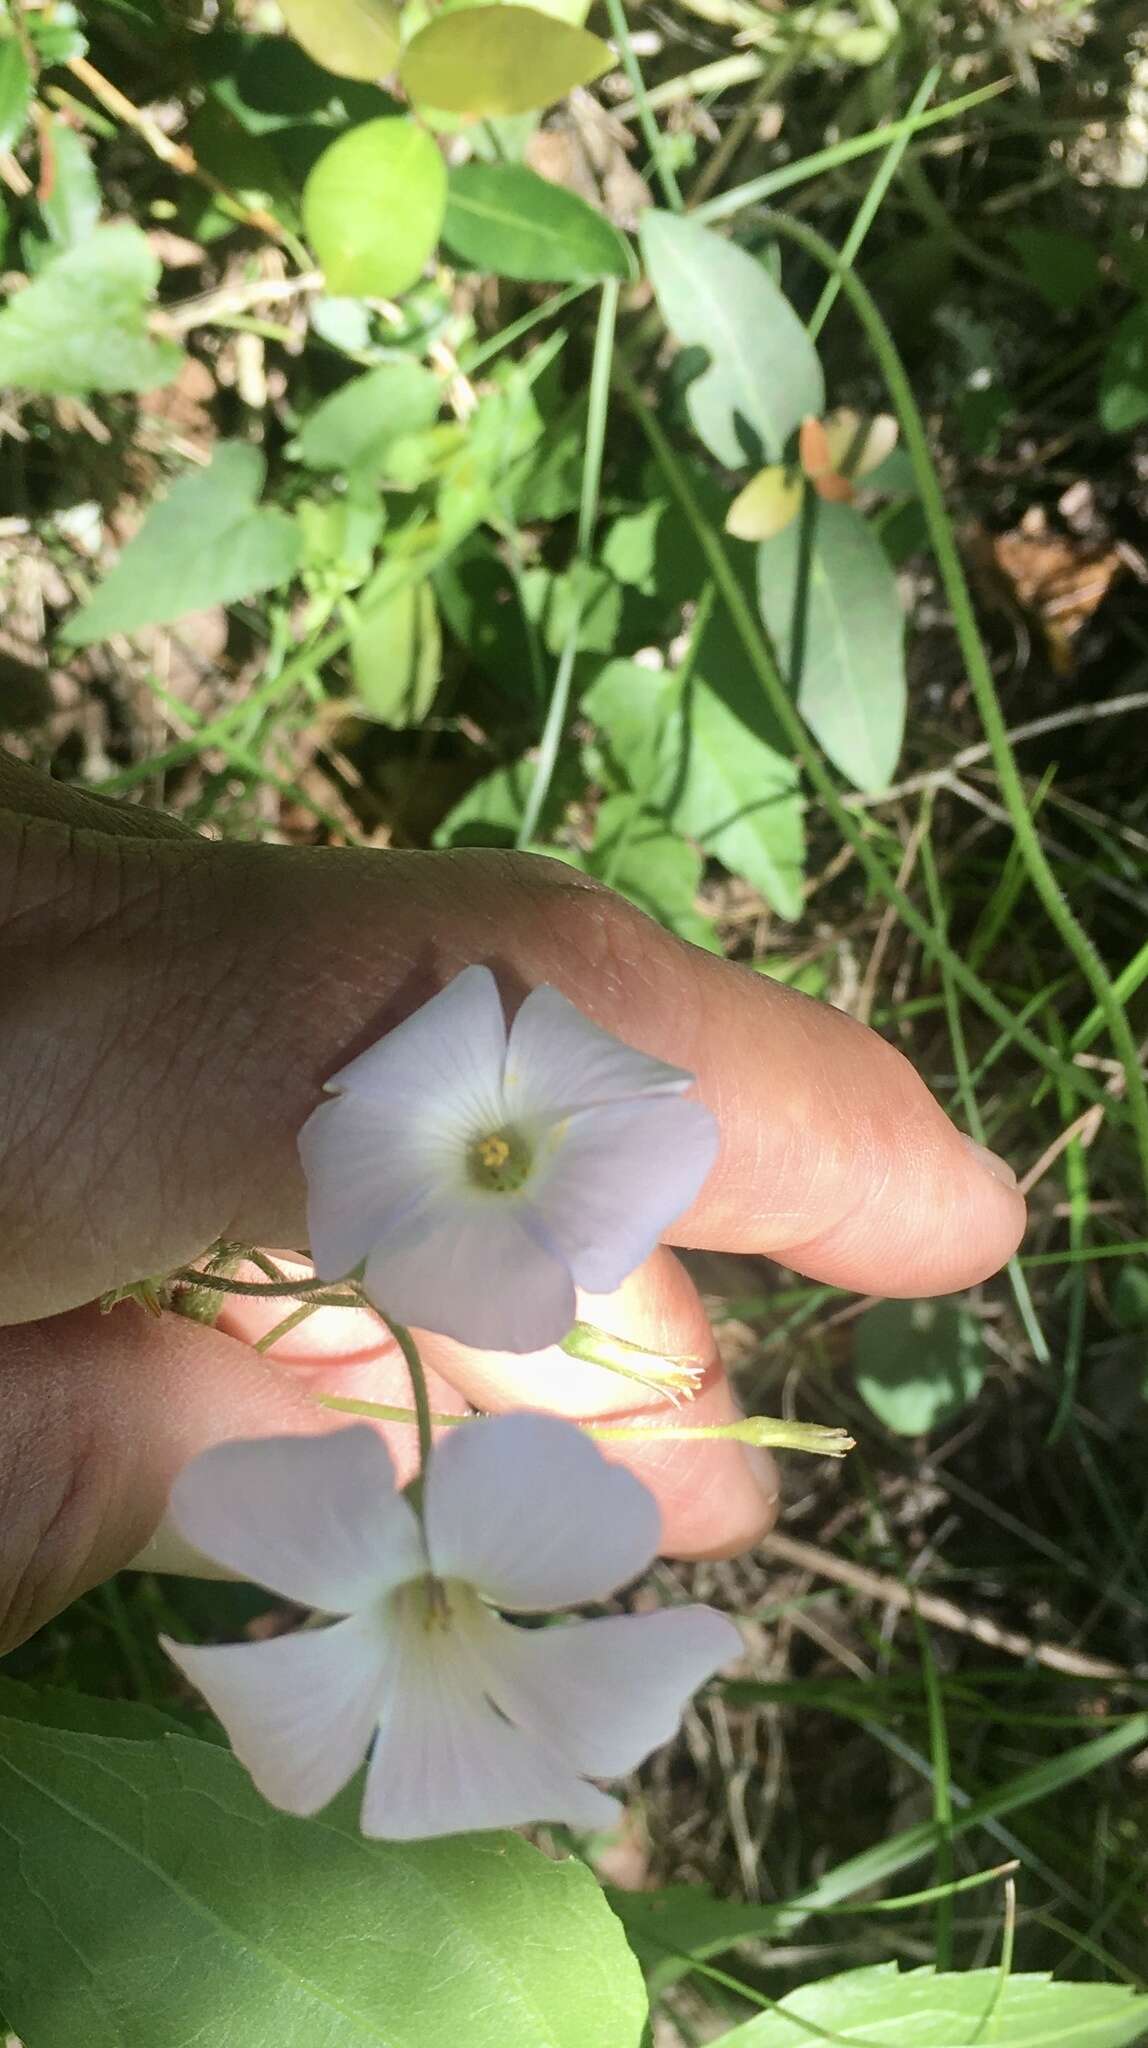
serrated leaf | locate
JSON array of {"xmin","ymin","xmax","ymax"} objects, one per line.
[
  {"xmin": 62, "ymin": 443, "xmax": 301, "ymax": 644},
  {"xmin": 854, "ymin": 1299, "xmax": 985, "ymax": 1436},
  {"xmin": 401, "ymin": 6, "xmax": 611, "ymax": 117},
  {"xmin": 0, "ymin": 223, "xmax": 182, "ymax": 396},
  {"xmin": 0, "ymin": 31, "xmax": 32, "ymax": 153},
  {"xmin": 584, "ymin": 659, "xmax": 805, "ymax": 921},
  {"xmin": 443, "ymin": 162, "xmax": 633, "ymax": 281},
  {"xmin": 757, "ymin": 499, "xmax": 906, "ymax": 792},
  {"xmin": 281, "ymin": 0, "xmax": 400, "ymax": 79},
  {"xmin": 712, "ymin": 1962, "xmax": 1148, "ymax": 2047},
  {"xmin": 0, "ymin": 1719, "xmax": 648, "ymax": 2048},
  {"xmin": 295, "ymin": 360, "xmax": 442, "ymax": 473},
  {"xmin": 639, "ymin": 210, "xmax": 824, "ymax": 467},
  {"xmin": 303, "ymin": 116, "xmax": 447, "ymax": 297},
  {"xmin": 350, "ymin": 576, "xmax": 442, "ymax": 724}
]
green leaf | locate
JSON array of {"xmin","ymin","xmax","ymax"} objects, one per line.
[
  {"xmin": 303, "ymin": 117, "xmax": 447, "ymax": 297},
  {"xmin": 1100, "ymin": 304, "xmax": 1148, "ymax": 433},
  {"xmin": 639, "ymin": 211, "xmax": 824, "ymax": 467},
  {"xmin": 584, "ymin": 659, "xmax": 805, "ymax": 921},
  {"xmin": 582, "ymin": 795, "xmax": 719, "ymax": 951},
  {"xmin": 442, "ymin": 163, "xmax": 633, "ymax": 282},
  {"xmin": 608, "ymin": 1881, "xmax": 773, "ymax": 1995},
  {"xmin": 62, "ymin": 444, "xmax": 301, "ymax": 644},
  {"xmin": 0, "ymin": 223, "xmax": 182, "ymax": 396},
  {"xmin": 280, "ymin": 0, "xmax": 400, "ymax": 79},
  {"xmin": 854, "ymin": 1298, "xmax": 985, "ymax": 1436},
  {"xmin": 295, "ymin": 361, "xmax": 442, "ymax": 474},
  {"xmin": 1008, "ymin": 227, "xmax": 1101, "ymax": 313},
  {"xmin": 400, "ymin": 6, "xmax": 612, "ymax": 117},
  {"xmin": 712, "ymin": 1962, "xmax": 1148, "ymax": 2048},
  {"xmin": 757, "ymin": 499, "xmax": 905, "ymax": 793},
  {"xmin": 0, "ymin": 1675, "xmax": 208, "ymax": 1744},
  {"xmin": 1113, "ymin": 1264, "xmax": 1148, "ymax": 1331},
  {"xmin": 0, "ymin": 31, "xmax": 32, "ymax": 153},
  {"xmin": 0, "ymin": 1719, "xmax": 648, "ymax": 2048},
  {"xmin": 38, "ymin": 115, "xmax": 101, "ymax": 246},
  {"xmin": 434, "ymin": 752, "xmax": 578, "ymax": 846},
  {"xmin": 350, "ymin": 577, "xmax": 442, "ymax": 724}
]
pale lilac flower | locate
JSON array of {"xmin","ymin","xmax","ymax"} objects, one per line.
[
  {"xmin": 162, "ymin": 1415, "xmax": 740, "ymax": 1841},
  {"xmin": 298, "ymin": 965, "xmax": 718, "ymax": 1353}
]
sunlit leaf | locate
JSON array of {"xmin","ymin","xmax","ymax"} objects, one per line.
[
  {"xmin": 757, "ymin": 499, "xmax": 905, "ymax": 792},
  {"xmin": 640, "ymin": 210, "xmax": 824, "ymax": 466},
  {"xmin": 280, "ymin": 0, "xmax": 400, "ymax": 79},
  {"xmin": 0, "ymin": 224, "xmax": 181, "ymax": 396},
  {"xmin": 401, "ymin": 6, "xmax": 611, "ymax": 117},
  {"xmin": 295, "ymin": 360, "xmax": 442, "ymax": 473},
  {"xmin": 443, "ymin": 163, "xmax": 633, "ymax": 281},
  {"xmin": 0, "ymin": 1718, "xmax": 648, "ymax": 2048},
  {"xmin": 0, "ymin": 31, "xmax": 31, "ymax": 153},
  {"xmin": 303, "ymin": 116, "xmax": 446, "ymax": 297},
  {"xmin": 351, "ymin": 576, "xmax": 442, "ymax": 724},
  {"xmin": 712, "ymin": 1962, "xmax": 1148, "ymax": 2047},
  {"xmin": 726, "ymin": 464, "xmax": 803, "ymax": 541},
  {"xmin": 61, "ymin": 444, "xmax": 301, "ymax": 644},
  {"xmin": 854, "ymin": 1299, "xmax": 985, "ymax": 1436},
  {"xmin": 38, "ymin": 113, "xmax": 100, "ymax": 246}
]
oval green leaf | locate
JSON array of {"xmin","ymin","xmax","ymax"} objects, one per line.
[
  {"xmin": 280, "ymin": 0, "xmax": 400, "ymax": 78},
  {"xmin": 854, "ymin": 1299, "xmax": 985, "ymax": 1437},
  {"xmin": 303, "ymin": 117, "xmax": 446, "ymax": 297},
  {"xmin": 401, "ymin": 6, "xmax": 611, "ymax": 117},
  {"xmin": 351, "ymin": 576, "xmax": 442, "ymax": 724},
  {"xmin": 0, "ymin": 32, "xmax": 32, "ymax": 154},
  {"xmin": 757, "ymin": 499, "xmax": 905, "ymax": 793},
  {"xmin": 640, "ymin": 209, "xmax": 824, "ymax": 467},
  {"xmin": 443, "ymin": 162, "xmax": 633, "ymax": 282}
]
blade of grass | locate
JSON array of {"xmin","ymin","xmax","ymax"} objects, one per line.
[
  {"xmin": 601, "ymin": 0, "xmax": 683, "ymax": 212},
  {"xmin": 807, "ymin": 65, "xmax": 941, "ymax": 340}
]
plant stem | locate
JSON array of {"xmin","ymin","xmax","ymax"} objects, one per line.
[
  {"xmin": 601, "ymin": 0, "xmax": 683, "ymax": 212},
  {"xmin": 380, "ymin": 1319, "xmax": 434, "ymax": 1476}
]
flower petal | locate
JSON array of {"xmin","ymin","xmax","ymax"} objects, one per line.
[
  {"xmin": 363, "ymin": 1201, "xmax": 576, "ymax": 1353},
  {"xmin": 323, "ymin": 964, "xmax": 508, "ymax": 1110},
  {"xmin": 526, "ymin": 1095, "xmax": 718, "ymax": 1294},
  {"xmin": 163, "ymin": 1611, "xmax": 389, "ymax": 1817},
  {"xmin": 473, "ymin": 1605, "xmax": 743, "ymax": 1778},
  {"xmin": 168, "ymin": 1427, "xmax": 425, "ymax": 1612},
  {"xmin": 505, "ymin": 984, "xmax": 696, "ymax": 1124},
  {"xmin": 425, "ymin": 1412, "xmax": 660, "ymax": 1611},
  {"xmin": 359, "ymin": 1606, "xmax": 618, "ymax": 1840}
]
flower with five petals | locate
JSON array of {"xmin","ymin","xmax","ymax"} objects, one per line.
[
  {"xmin": 162, "ymin": 1415, "xmax": 741, "ymax": 1840},
  {"xmin": 298, "ymin": 965, "xmax": 718, "ymax": 1354}
]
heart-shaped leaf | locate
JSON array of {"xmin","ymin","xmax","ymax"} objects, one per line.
[
  {"xmin": 0, "ymin": 224, "xmax": 182, "ymax": 396},
  {"xmin": 401, "ymin": 6, "xmax": 611, "ymax": 117},
  {"xmin": 280, "ymin": 0, "xmax": 400, "ymax": 79},
  {"xmin": 757, "ymin": 499, "xmax": 906, "ymax": 792},
  {"xmin": 303, "ymin": 117, "xmax": 447, "ymax": 297},
  {"xmin": 443, "ymin": 163, "xmax": 633, "ymax": 281},
  {"xmin": 640, "ymin": 210, "xmax": 824, "ymax": 467},
  {"xmin": 61, "ymin": 443, "xmax": 301, "ymax": 644}
]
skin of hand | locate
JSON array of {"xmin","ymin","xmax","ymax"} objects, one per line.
[{"xmin": 0, "ymin": 753, "xmax": 1025, "ymax": 1653}]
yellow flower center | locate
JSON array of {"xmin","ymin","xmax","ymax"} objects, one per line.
[{"xmin": 466, "ymin": 1123, "xmax": 532, "ymax": 1193}]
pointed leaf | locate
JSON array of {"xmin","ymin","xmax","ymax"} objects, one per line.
[
  {"xmin": 757, "ymin": 499, "xmax": 905, "ymax": 792},
  {"xmin": 640, "ymin": 210, "xmax": 824, "ymax": 466},
  {"xmin": 0, "ymin": 224, "xmax": 182, "ymax": 396},
  {"xmin": 443, "ymin": 161, "xmax": 633, "ymax": 281},
  {"xmin": 0, "ymin": 31, "xmax": 31, "ymax": 153},
  {"xmin": 712, "ymin": 1962, "xmax": 1148, "ymax": 2047},
  {"xmin": 401, "ymin": 6, "xmax": 612, "ymax": 117},
  {"xmin": 303, "ymin": 117, "xmax": 447, "ymax": 297},
  {"xmin": 280, "ymin": 0, "xmax": 400, "ymax": 79},
  {"xmin": 0, "ymin": 1718, "xmax": 648, "ymax": 2048},
  {"xmin": 295, "ymin": 360, "xmax": 442, "ymax": 473},
  {"xmin": 61, "ymin": 444, "xmax": 301, "ymax": 644}
]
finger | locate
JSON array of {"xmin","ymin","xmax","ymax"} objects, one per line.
[
  {"xmin": 217, "ymin": 1249, "xmax": 779, "ymax": 1562},
  {"xmin": 2, "ymin": 801, "xmax": 1024, "ymax": 1323},
  {"xmin": 0, "ymin": 1304, "xmax": 457, "ymax": 1652}
]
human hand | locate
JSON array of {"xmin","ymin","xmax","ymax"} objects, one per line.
[{"xmin": 0, "ymin": 753, "xmax": 1024, "ymax": 1650}]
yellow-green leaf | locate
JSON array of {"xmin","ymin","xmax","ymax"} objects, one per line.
[
  {"xmin": 725, "ymin": 464, "xmax": 802, "ymax": 541},
  {"xmin": 280, "ymin": 0, "xmax": 400, "ymax": 78},
  {"xmin": 303, "ymin": 117, "xmax": 446, "ymax": 297},
  {"xmin": 400, "ymin": 6, "xmax": 611, "ymax": 116},
  {"xmin": 351, "ymin": 577, "xmax": 442, "ymax": 724}
]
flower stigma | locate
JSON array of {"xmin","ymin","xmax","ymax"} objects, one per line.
[{"xmin": 466, "ymin": 1123, "xmax": 533, "ymax": 1193}]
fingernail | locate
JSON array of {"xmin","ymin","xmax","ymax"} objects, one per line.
[
  {"xmin": 741, "ymin": 1443, "xmax": 781, "ymax": 1513},
  {"xmin": 959, "ymin": 1133, "xmax": 1018, "ymax": 1190}
]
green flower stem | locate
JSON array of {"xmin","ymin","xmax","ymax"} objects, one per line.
[
  {"xmin": 315, "ymin": 1392, "xmax": 853, "ymax": 1459},
  {"xmin": 379, "ymin": 1319, "xmax": 434, "ymax": 1477},
  {"xmin": 613, "ymin": 357, "xmax": 1116, "ymax": 1122},
  {"xmin": 173, "ymin": 1268, "xmax": 359, "ymax": 1305},
  {"xmin": 601, "ymin": 0, "xmax": 683, "ymax": 213},
  {"xmin": 253, "ymin": 1302, "xmax": 323, "ymax": 1355},
  {"xmin": 754, "ymin": 208, "xmax": 1148, "ymax": 1203}
]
